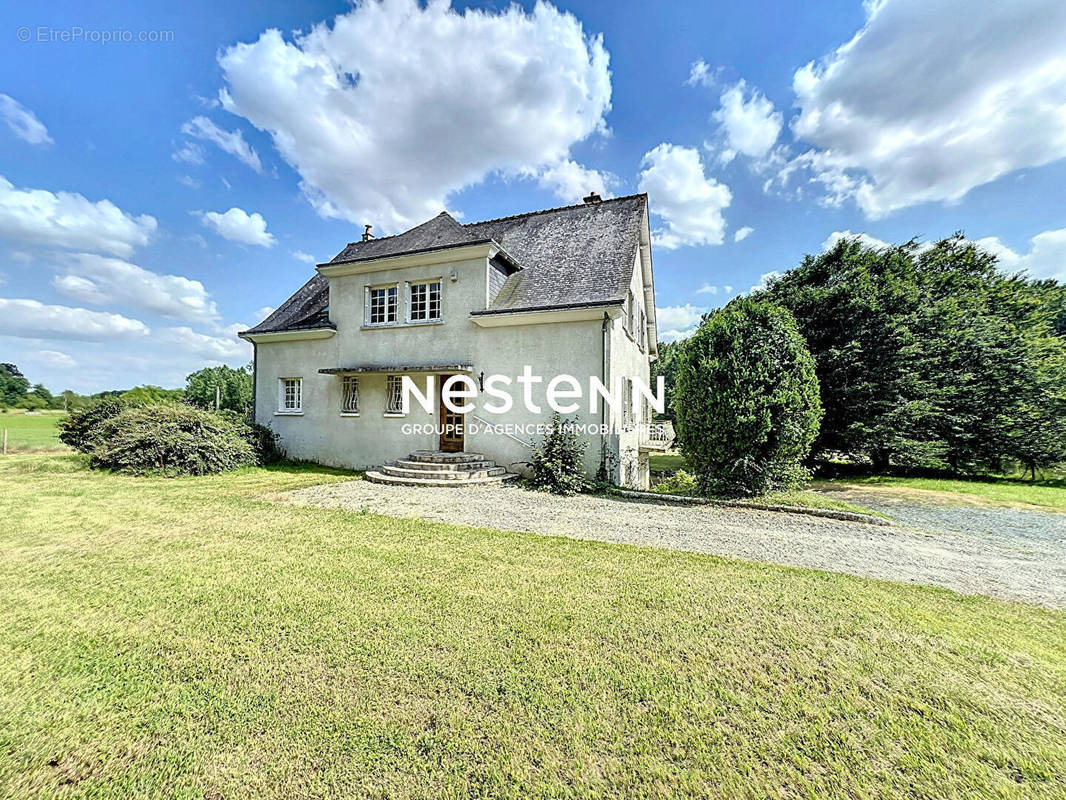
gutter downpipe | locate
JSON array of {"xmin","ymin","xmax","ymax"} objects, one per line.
[
  {"xmin": 251, "ymin": 342, "xmax": 257, "ymax": 421},
  {"xmin": 601, "ymin": 311, "xmax": 610, "ymax": 478}
]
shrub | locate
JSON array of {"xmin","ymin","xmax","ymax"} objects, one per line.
[
  {"xmin": 220, "ymin": 410, "xmax": 282, "ymax": 465},
  {"xmin": 673, "ymin": 297, "xmax": 822, "ymax": 496},
  {"xmin": 88, "ymin": 404, "xmax": 260, "ymax": 476},
  {"xmin": 528, "ymin": 413, "xmax": 588, "ymax": 495},
  {"xmin": 651, "ymin": 469, "xmax": 698, "ymax": 496},
  {"xmin": 57, "ymin": 398, "xmax": 129, "ymax": 453}
]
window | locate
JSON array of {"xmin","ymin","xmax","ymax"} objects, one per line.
[
  {"xmin": 623, "ymin": 378, "xmax": 633, "ymax": 427},
  {"xmin": 367, "ymin": 284, "xmax": 398, "ymax": 325},
  {"xmin": 341, "ymin": 376, "xmax": 359, "ymax": 414},
  {"xmin": 279, "ymin": 378, "xmax": 302, "ymax": 412},
  {"xmin": 385, "ymin": 375, "xmax": 404, "ymax": 414},
  {"xmin": 408, "ymin": 280, "xmax": 442, "ymax": 322},
  {"xmin": 638, "ymin": 306, "xmax": 647, "ymax": 351},
  {"xmin": 624, "ymin": 290, "xmax": 634, "ymax": 332}
]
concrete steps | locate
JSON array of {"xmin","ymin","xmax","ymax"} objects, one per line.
[{"xmin": 366, "ymin": 450, "xmax": 517, "ymax": 487}]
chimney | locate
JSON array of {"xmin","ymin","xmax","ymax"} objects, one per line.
[
  {"xmin": 362, "ymin": 224, "xmax": 374, "ymax": 241},
  {"xmin": 583, "ymin": 191, "xmax": 602, "ymax": 205}
]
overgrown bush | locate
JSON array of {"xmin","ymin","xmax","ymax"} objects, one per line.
[
  {"xmin": 88, "ymin": 404, "xmax": 261, "ymax": 476},
  {"xmin": 674, "ymin": 297, "xmax": 822, "ymax": 497},
  {"xmin": 220, "ymin": 410, "xmax": 282, "ymax": 465},
  {"xmin": 57, "ymin": 398, "xmax": 129, "ymax": 453},
  {"xmin": 528, "ymin": 413, "xmax": 588, "ymax": 495}
]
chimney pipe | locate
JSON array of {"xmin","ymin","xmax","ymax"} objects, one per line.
[
  {"xmin": 583, "ymin": 191, "xmax": 602, "ymax": 205},
  {"xmin": 362, "ymin": 224, "xmax": 374, "ymax": 241}
]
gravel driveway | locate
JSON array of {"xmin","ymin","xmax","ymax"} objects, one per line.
[{"xmin": 278, "ymin": 481, "xmax": 1066, "ymax": 609}]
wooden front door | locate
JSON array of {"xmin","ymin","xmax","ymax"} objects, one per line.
[{"xmin": 439, "ymin": 374, "xmax": 464, "ymax": 452}]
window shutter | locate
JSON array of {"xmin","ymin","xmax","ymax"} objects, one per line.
[
  {"xmin": 404, "ymin": 281, "xmax": 411, "ymax": 323},
  {"xmin": 364, "ymin": 285, "xmax": 370, "ymax": 325}
]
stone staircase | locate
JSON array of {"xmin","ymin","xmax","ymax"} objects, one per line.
[{"xmin": 365, "ymin": 450, "xmax": 518, "ymax": 487}]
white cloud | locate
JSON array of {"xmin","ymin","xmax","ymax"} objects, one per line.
[
  {"xmin": 713, "ymin": 80, "xmax": 781, "ymax": 163},
  {"xmin": 180, "ymin": 116, "xmax": 263, "ymax": 173},
  {"xmin": 696, "ymin": 284, "xmax": 718, "ymax": 295},
  {"xmin": 197, "ymin": 207, "xmax": 276, "ymax": 247},
  {"xmin": 686, "ymin": 59, "xmax": 717, "ymax": 88},
  {"xmin": 253, "ymin": 305, "xmax": 275, "ymax": 322},
  {"xmin": 821, "ymin": 230, "xmax": 893, "ymax": 252},
  {"xmin": 638, "ymin": 144, "xmax": 732, "ymax": 249},
  {"xmin": 216, "ymin": 0, "xmax": 611, "ymax": 231},
  {"xmin": 0, "ymin": 298, "xmax": 149, "ymax": 340},
  {"xmin": 734, "ymin": 226, "xmax": 754, "ymax": 242},
  {"xmin": 36, "ymin": 350, "xmax": 76, "ymax": 368},
  {"xmin": 0, "ymin": 176, "xmax": 156, "ymax": 258},
  {"xmin": 968, "ymin": 229, "xmax": 1066, "ymax": 281},
  {"xmin": 789, "ymin": 0, "xmax": 1066, "ymax": 217},
  {"xmin": 177, "ymin": 175, "xmax": 201, "ymax": 189},
  {"xmin": 158, "ymin": 326, "xmax": 250, "ymax": 362},
  {"xmin": 0, "ymin": 94, "xmax": 52, "ymax": 146},
  {"xmin": 172, "ymin": 141, "xmax": 205, "ymax": 165},
  {"xmin": 536, "ymin": 160, "xmax": 614, "ymax": 203},
  {"xmin": 749, "ymin": 271, "xmax": 781, "ymax": 294},
  {"xmin": 656, "ymin": 303, "xmax": 708, "ymax": 341},
  {"xmin": 292, "ymin": 250, "xmax": 316, "ymax": 264},
  {"xmin": 51, "ymin": 253, "xmax": 219, "ymax": 323}
]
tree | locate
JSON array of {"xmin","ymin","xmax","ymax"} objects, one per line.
[
  {"xmin": 0, "ymin": 363, "xmax": 30, "ymax": 407},
  {"xmin": 764, "ymin": 234, "xmax": 1066, "ymax": 476},
  {"xmin": 119, "ymin": 385, "xmax": 185, "ymax": 405},
  {"xmin": 673, "ymin": 297, "xmax": 822, "ymax": 496},
  {"xmin": 185, "ymin": 365, "xmax": 253, "ymax": 412},
  {"xmin": 528, "ymin": 413, "xmax": 588, "ymax": 495},
  {"xmin": 650, "ymin": 339, "xmax": 687, "ymax": 420}
]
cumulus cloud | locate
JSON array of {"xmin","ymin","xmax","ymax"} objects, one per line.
[
  {"xmin": 536, "ymin": 160, "xmax": 614, "ymax": 203},
  {"xmin": 638, "ymin": 144, "xmax": 732, "ymax": 249},
  {"xmin": 51, "ymin": 253, "xmax": 219, "ymax": 323},
  {"xmin": 216, "ymin": 0, "xmax": 611, "ymax": 231},
  {"xmin": 821, "ymin": 229, "xmax": 894, "ymax": 252},
  {"xmin": 788, "ymin": 0, "xmax": 1066, "ymax": 217},
  {"xmin": 734, "ymin": 226, "xmax": 754, "ymax": 242},
  {"xmin": 686, "ymin": 58, "xmax": 718, "ymax": 88},
  {"xmin": 292, "ymin": 250, "xmax": 316, "ymax": 264},
  {"xmin": 0, "ymin": 298, "xmax": 149, "ymax": 340},
  {"xmin": 253, "ymin": 305, "xmax": 275, "ymax": 322},
  {"xmin": 0, "ymin": 176, "xmax": 156, "ymax": 257},
  {"xmin": 197, "ymin": 207, "xmax": 276, "ymax": 247},
  {"xmin": 967, "ymin": 229, "xmax": 1066, "ymax": 281},
  {"xmin": 158, "ymin": 326, "xmax": 250, "ymax": 361},
  {"xmin": 656, "ymin": 303, "xmax": 708, "ymax": 341},
  {"xmin": 180, "ymin": 116, "xmax": 263, "ymax": 173},
  {"xmin": 713, "ymin": 80, "xmax": 782, "ymax": 163},
  {"xmin": 36, "ymin": 350, "xmax": 76, "ymax": 368},
  {"xmin": 0, "ymin": 94, "xmax": 52, "ymax": 146}
]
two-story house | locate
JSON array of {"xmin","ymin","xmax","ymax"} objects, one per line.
[{"xmin": 239, "ymin": 192, "xmax": 661, "ymax": 488}]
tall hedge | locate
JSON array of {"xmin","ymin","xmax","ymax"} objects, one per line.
[{"xmin": 673, "ymin": 297, "xmax": 822, "ymax": 496}]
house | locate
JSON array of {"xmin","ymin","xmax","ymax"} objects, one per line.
[{"xmin": 239, "ymin": 192, "xmax": 663, "ymax": 488}]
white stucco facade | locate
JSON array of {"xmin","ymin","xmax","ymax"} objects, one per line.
[{"xmin": 241, "ymin": 201, "xmax": 660, "ymax": 488}]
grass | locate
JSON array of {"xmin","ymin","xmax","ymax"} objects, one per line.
[
  {"xmin": 649, "ymin": 452, "xmax": 687, "ymax": 472},
  {"xmin": 814, "ymin": 475, "xmax": 1066, "ymax": 513},
  {"xmin": 1, "ymin": 455, "xmax": 1064, "ymax": 799},
  {"xmin": 0, "ymin": 410, "xmax": 66, "ymax": 451}
]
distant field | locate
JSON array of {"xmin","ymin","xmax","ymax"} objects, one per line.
[
  {"xmin": 813, "ymin": 475, "xmax": 1066, "ymax": 513},
  {"xmin": 0, "ymin": 411, "xmax": 66, "ymax": 452}
]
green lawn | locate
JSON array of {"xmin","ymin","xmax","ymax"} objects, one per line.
[
  {"xmin": 1, "ymin": 455, "xmax": 1064, "ymax": 799},
  {"xmin": 649, "ymin": 452, "xmax": 687, "ymax": 472},
  {"xmin": 0, "ymin": 411, "xmax": 66, "ymax": 451},
  {"xmin": 814, "ymin": 475, "xmax": 1066, "ymax": 513}
]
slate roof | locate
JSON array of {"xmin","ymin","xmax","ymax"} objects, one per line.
[{"xmin": 243, "ymin": 194, "xmax": 647, "ymax": 335}]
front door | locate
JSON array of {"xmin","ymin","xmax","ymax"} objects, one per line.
[{"xmin": 439, "ymin": 374, "xmax": 464, "ymax": 452}]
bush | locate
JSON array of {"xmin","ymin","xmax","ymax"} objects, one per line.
[
  {"xmin": 651, "ymin": 469, "xmax": 698, "ymax": 496},
  {"xmin": 674, "ymin": 297, "xmax": 822, "ymax": 496},
  {"xmin": 57, "ymin": 398, "xmax": 129, "ymax": 453},
  {"xmin": 528, "ymin": 413, "xmax": 588, "ymax": 495},
  {"xmin": 220, "ymin": 410, "xmax": 281, "ymax": 465},
  {"xmin": 88, "ymin": 404, "xmax": 261, "ymax": 476}
]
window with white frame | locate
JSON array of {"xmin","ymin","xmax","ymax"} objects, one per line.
[
  {"xmin": 279, "ymin": 378, "xmax": 302, "ymax": 412},
  {"xmin": 408, "ymin": 279, "xmax": 442, "ymax": 322},
  {"xmin": 385, "ymin": 375, "xmax": 404, "ymax": 414},
  {"xmin": 366, "ymin": 284, "xmax": 398, "ymax": 325},
  {"xmin": 341, "ymin": 376, "xmax": 359, "ymax": 414}
]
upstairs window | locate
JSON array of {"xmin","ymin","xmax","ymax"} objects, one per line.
[
  {"xmin": 279, "ymin": 378, "xmax": 302, "ymax": 412},
  {"xmin": 408, "ymin": 280, "xmax": 442, "ymax": 322},
  {"xmin": 341, "ymin": 376, "xmax": 359, "ymax": 414},
  {"xmin": 638, "ymin": 306, "xmax": 647, "ymax": 351},
  {"xmin": 367, "ymin": 284, "xmax": 398, "ymax": 325},
  {"xmin": 385, "ymin": 375, "xmax": 404, "ymax": 414}
]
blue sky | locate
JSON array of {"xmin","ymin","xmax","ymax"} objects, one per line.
[{"xmin": 2, "ymin": 0, "xmax": 1065, "ymax": 392}]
